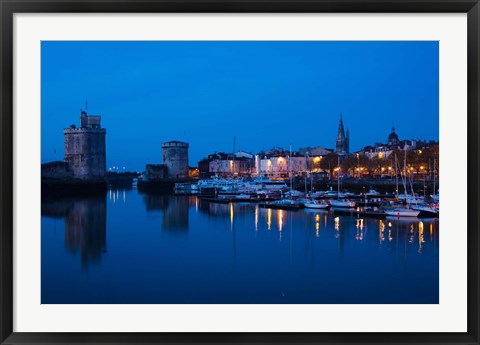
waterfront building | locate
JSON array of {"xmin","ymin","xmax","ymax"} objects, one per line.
[
  {"xmin": 335, "ymin": 114, "xmax": 350, "ymax": 156},
  {"xmin": 198, "ymin": 158, "xmax": 211, "ymax": 179},
  {"xmin": 143, "ymin": 164, "xmax": 168, "ymax": 181},
  {"xmin": 162, "ymin": 141, "xmax": 189, "ymax": 179},
  {"xmin": 64, "ymin": 110, "xmax": 106, "ymax": 180},
  {"xmin": 298, "ymin": 146, "xmax": 333, "ymax": 157},
  {"xmin": 362, "ymin": 126, "xmax": 417, "ymax": 159},
  {"xmin": 255, "ymin": 151, "xmax": 310, "ymax": 178},
  {"xmin": 41, "ymin": 161, "xmax": 73, "ymax": 179},
  {"xmin": 198, "ymin": 152, "xmax": 255, "ymax": 178}
]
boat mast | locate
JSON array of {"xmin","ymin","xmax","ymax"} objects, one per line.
[
  {"xmin": 403, "ymin": 148, "xmax": 407, "ymax": 197},
  {"xmin": 232, "ymin": 136, "xmax": 235, "ymax": 178},
  {"xmin": 395, "ymin": 154, "xmax": 399, "ymax": 199},
  {"xmin": 337, "ymin": 155, "xmax": 340, "ymax": 199},
  {"xmin": 289, "ymin": 145, "xmax": 293, "ymax": 196},
  {"xmin": 433, "ymin": 158, "xmax": 436, "ymax": 196},
  {"xmin": 305, "ymin": 172, "xmax": 307, "ymax": 196},
  {"xmin": 311, "ymin": 174, "xmax": 313, "ymax": 193}
]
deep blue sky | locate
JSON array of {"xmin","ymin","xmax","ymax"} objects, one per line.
[{"xmin": 41, "ymin": 41, "xmax": 439, "ymax": 172}]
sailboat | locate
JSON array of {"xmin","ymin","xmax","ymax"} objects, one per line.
[
  {"xmin": 431, "ymin": 158, "xmax": 439, "ymax": 201},
  {"xmin": 411, "ymin": 158, "xmax": 439, "ymax": 217},
  {"xmin": 329, "ymin": 156, "xmax": 356, "ymax": 208},
  {"xmin": 304, "ymin": 199, "xmax": 330, "ymax": 209},
  {"xmin": 271, "ymin": 146, "xmax": 300, "ymax": 209},
  {"xmin": 384, "ymin": 150, "xmax": 419, "ymax": 217}
]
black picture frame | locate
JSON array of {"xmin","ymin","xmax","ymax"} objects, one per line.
[{"xmin": 1, "ymin": 1, "xmax": 479, "ymax": 344}]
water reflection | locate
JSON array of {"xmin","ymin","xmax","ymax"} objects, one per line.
[
  {"xmin": 379, "ymin": 220, "xmax": 385, "ymax": 243},
  {"xmin": 42, "ymin": 197, "xmax": 106, "ymax": 267},
  {"xmin": 267, "ymin": 208, "xmax": 272, "ymax": 230},
  {"xmin": 140, "ymin": 193, "xmax": 189, "ymax": 233},
  {"xmin": 355, "ymin": 218, "xmax": 364, "ymax": 241},
  {"xmin": 138, "ymin": 195, "xmax": 438, "ymax": 254},
  {"xmin": 42, "ymin": 192, "xmax": 439, "ymax": 303},
  {"xmin": 277, "ymin": 210, "xmax": 284, "ymax": 233},
  {"xmin": 109, "ymin": 189, "xmax": 126, "ymax": 204}
]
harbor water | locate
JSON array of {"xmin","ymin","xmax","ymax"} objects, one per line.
[{"xmin": 41, "ymin": 189, "xmax": 439, "ymax": 304}]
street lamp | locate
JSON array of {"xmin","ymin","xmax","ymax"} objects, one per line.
[{"xmin": 356, "ymin": 153, "xmax": 360, "ymax": 178}]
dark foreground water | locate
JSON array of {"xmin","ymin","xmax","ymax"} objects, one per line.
[{"xmin": 41, "ymin": 189, "xmax": 439, "ymax": 304}]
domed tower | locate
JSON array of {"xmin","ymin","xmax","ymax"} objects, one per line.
[
  {"xmin": 388, "ymin": 126, "xmax": 399, "ymax": 146},
  {"xmin": 161, "ymin": 141, "xmax": 189, "ymax": 179}
]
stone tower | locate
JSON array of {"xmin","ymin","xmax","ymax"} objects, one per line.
[
  {"xmin": 64, "ymin": 110, "xmax": 106, "ymax": 180},
  {"xmin": 161, "ymin": 141, "xmax": 189, "ymax": 179},
  {"xmin": 335, "ymin": 114, "xmax": 349, "ymax": 156}
]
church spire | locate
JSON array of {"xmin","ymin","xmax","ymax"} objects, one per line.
[
  {"xmin": 337, "ymin": 113, "xmax": 345, "ymax": 138},
  {"xmin": 336, "ymin": 113, "xmax": 347, "ymax": 155}
]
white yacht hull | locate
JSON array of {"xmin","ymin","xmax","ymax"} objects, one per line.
[
  {"xmin": 330, "ymin": 200, "xmax": 356, "ymax": 208},
  {"xmin": 304, "ymin": 202, "xmax": 329, "ymax": 209},
  {"xmin": 384, "ymin": 208, "xmax": 420, "ymax": 217}
]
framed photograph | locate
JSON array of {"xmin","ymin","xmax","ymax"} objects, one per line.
[{"xmin": 1, "ymin": 1, "xmax": 479, "ymax": 344}]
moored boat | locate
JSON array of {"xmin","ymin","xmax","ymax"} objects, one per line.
[
  {"xmin": 304, "ymin": 199, "xmax": 330, "ymax": 209},
  {"xmin": 411, "ymin": 203, "xmax": 439, "ymax": 217},
  {"xmin": 330, "ymin": 199, "xmax": 356, "ymax": 208},
  {"xmin": 384, "ymin": 207, "xmax": 420, "ymax": 217},
  {"xmin": 365, "ymin": 189, "xmax": 380, "ymax": 196},
  {"xmin": 258, "ymin": 199, "xmax": 301, "ymax": 211}
]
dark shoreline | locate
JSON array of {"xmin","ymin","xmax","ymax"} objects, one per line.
[{"xmin": 41, "ymin": 179, "xmax": 107, "ymax": 198}]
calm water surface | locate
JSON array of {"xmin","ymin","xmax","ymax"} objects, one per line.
[{"xmin": 41, "ymin": 189, "xmax": 439, "ymax": 304}]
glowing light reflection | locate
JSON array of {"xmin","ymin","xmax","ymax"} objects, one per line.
[
  {"xmin": 379, "ymin": 220, "xmax": 385, "ymax": 243},
  {"xmin": 267, "ymin": 208, "xmax": 272, "ymax": 230},
  {"xmin": 277, "ymin": 210, "xmax": 284, "ymax": 232},
  {"xmin": 418, "ymin": 221, "xmax": 425, "ymax": 253}
]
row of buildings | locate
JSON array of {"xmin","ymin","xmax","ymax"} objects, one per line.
[
  {"xmin": 41, "ymin": 110, "xmax": 437, "ymax": 181},
  {"xmin": 198, "ymin": 117, "xmax": 437, "ymax": 179}
]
